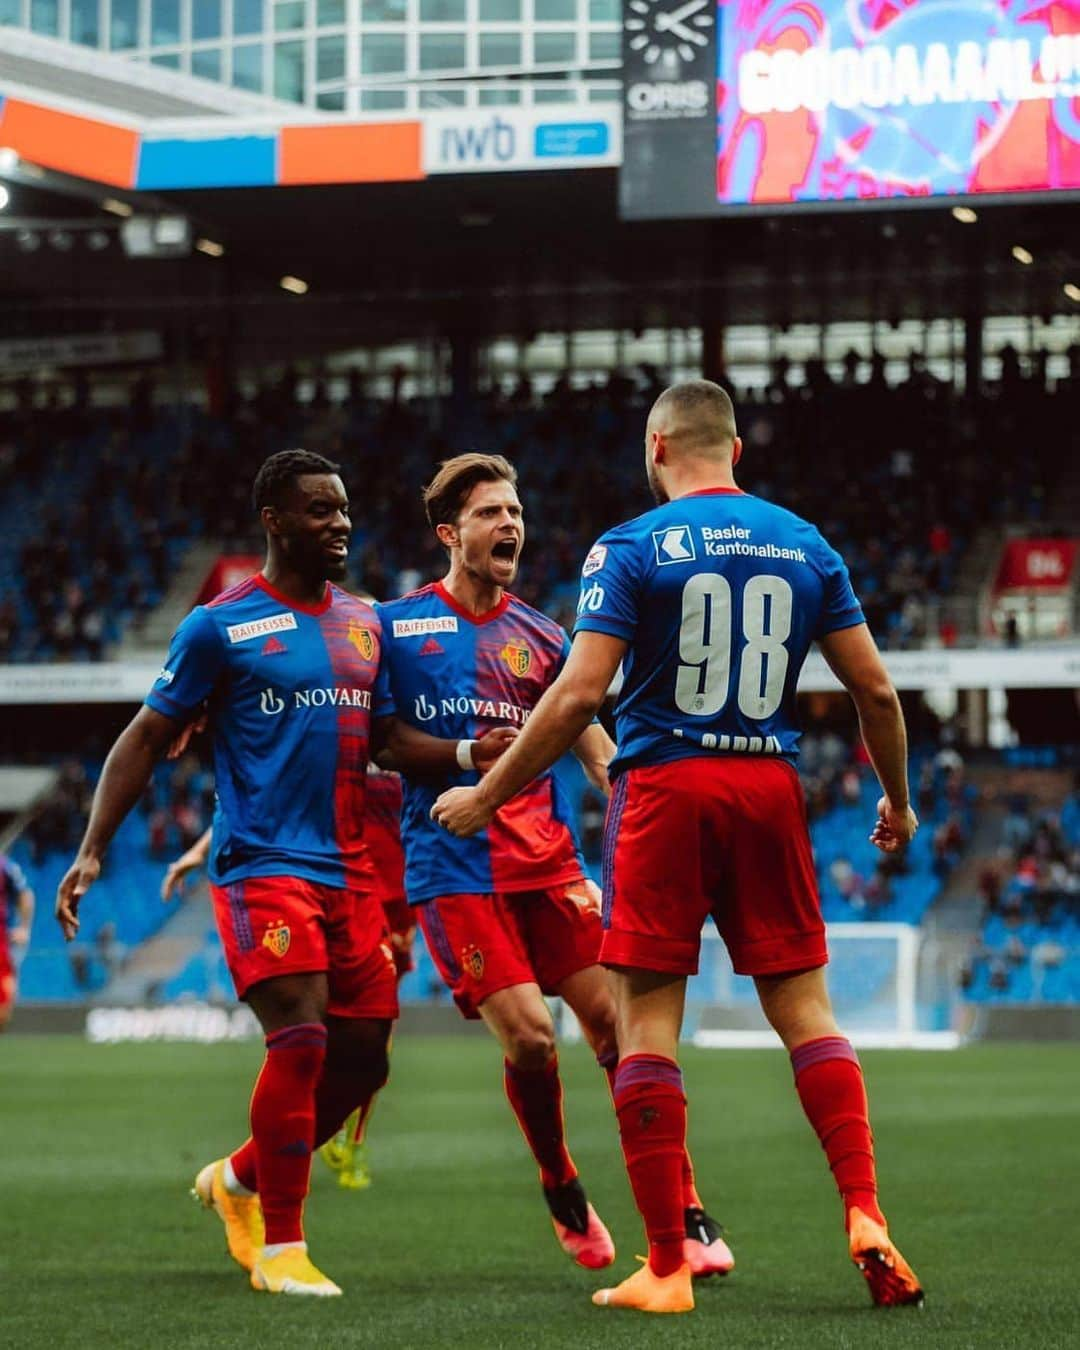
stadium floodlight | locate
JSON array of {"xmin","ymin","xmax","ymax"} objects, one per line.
[
  {"xmin": 0, "ymin": 147, "xmax": 16, "ymax": 175},
  {"xmin": 195, "ymin": 237, "xmax": 225, "ymax": 257},
  {"xmin": 15, "ymin": 229, "xmax": 40, "ymax": 252},
  {"xmin": 1065, "ymin": 283, "xmax": 1080, "ymax": 303},
  {"xmin": 120, "ymin": 214, "xmax": 191, "ymax": 258},
  {"xmin": 48, "ymin": 228, "xmax": 73, "ymax": 251},
  {"xmin": 280, "ymin": 275, "xmax": 309, "ymax": 295},
  {"xmin": 101, "ymin": 197, "xmax": 133, "ymax": 217},
  {"xmin": 1012, "ymin": 246, "xmax": 1034, "ymax": 265},
  {"xmin": 0, "ymin": 184, "xmax": 8, "ymax": 211},
  {"xmin": 951, "ymin": 206, "xmax": 977, "ymax": 224}
]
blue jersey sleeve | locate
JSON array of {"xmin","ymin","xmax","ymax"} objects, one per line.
[
  {"xmin": 372, "ymin": 605, "xmax": 397, "ymax": 718},
  {"xmin": 572, "ymin": 530, "xmax": 640, "ymax": 642},
  {"xmin": 2, "ymin": 857, "xmax": 29, "ymax": 894},
  {"xmin": 814, "ymin": 535, "xmax": 865, "ymax": 638},
  {"xmin": 145, "ymin": 606, "xmax": 224, "ymax": 722},
  {"xmin": 373, "ymin": 650, "xmax": 396, "ymax": 719}
]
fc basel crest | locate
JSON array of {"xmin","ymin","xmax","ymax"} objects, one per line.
[
  {"xmin": 262, "ymin": 920, "xmax": 291, "ymax": 959},
  {"xmin": 500, "ymin": 642, "xmax": 532, "ymax": 677},
  {"xmin": 462, "ymin": 944, "xmax": 485, "ymax": 980},
  {"xmin": 348, "ymin": 623, "xmax": 376, "ymax": 661}
]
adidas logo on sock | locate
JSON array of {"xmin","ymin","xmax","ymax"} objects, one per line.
[
  {"xmin": 262, "ymin": 637, "xmax": 288, "ymax": 655},
  {"xmin": 419, "ymin": 637, "xmax": 445, "ymax": 656}
]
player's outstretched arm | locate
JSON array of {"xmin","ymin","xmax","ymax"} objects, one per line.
[
  {"xmin": 161, "ymin": 826, "xmax": 212, "ymax": 902},
  {"xmin": 573, "ymin": 721, "xmax": 616, "ymax": 798},
  {"xmin": 9, "ymin": 882, "xmax": 35, "ymax": 948},
  {"xmin": 56, "ymin": 706, "xmax": 185, "ymax": 941},
  {"xmin": 432, "ymin": 631, "xmax": 626, "ymax": 837},
  {"xmin": 374, "ymin": 716, "xmax": 518, "ymax": 780},
  {"xmin": 818, "ymin": 623, "xmax": 918, "ymax": 852}
]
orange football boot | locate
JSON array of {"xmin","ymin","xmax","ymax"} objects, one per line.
[
  {"xmin": 848, "ymin": 1207, "xmax": 925, "ymax": 1307},
  {"xmin": 592, "ymin": 1260, "xmax": 694, "ymax": 1313}
]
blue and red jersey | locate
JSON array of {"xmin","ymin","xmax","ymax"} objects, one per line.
[
  {"xmin": 364, "ymin": 765, "xmax": 405, "ymax": 903},
  {"xmin": 375, "ymin": 581, "xmax": 585, "ymax": 903},
  {"xmin": 0, "ymin": 854, "xmax": 29, "ymax": 951},
  {"xmin": 574, "ymin": 489, "xmax": 864, "ymax": 775},
  {"xmin": 146, "ymin": 574, "xmax": 382, "ymax": 890}
]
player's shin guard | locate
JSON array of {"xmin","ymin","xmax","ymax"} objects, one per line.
[
  {"xmin": 613, "ymin": 1054, "xmax": 687, "ymax": 1278},
  {"xmin": 599, "ymin": 1047, "xmax": 702, "ymax": 1210},
  {"xmin": 251, "ymin": 1022, "xmax": 328, "ymax": 1246},
  {"xmin": 790, "ymin": 1035, "xmax": 884, "ymax": 1228},
  {"xmin": 504, "ymin": 1056, "xmax": 576, "ymax": 1189}
]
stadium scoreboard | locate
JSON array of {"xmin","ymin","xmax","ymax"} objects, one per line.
[{"xmin": 620, "ymin": 0, "xmax": 1080, "ymax": 218}]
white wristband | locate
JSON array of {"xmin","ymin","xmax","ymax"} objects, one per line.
[{"xmin": 455, "ymin": 739, "xmax": 476, "ymax": 771}]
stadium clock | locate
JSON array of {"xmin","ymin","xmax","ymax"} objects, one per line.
[{"xmin": 625, "ymin": 0, "xmax": 715, "ymax": 67}]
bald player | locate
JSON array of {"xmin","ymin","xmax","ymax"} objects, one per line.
[{"xmin": 432, "ymin": 380, "xmax": 924, "ymax": 1314}]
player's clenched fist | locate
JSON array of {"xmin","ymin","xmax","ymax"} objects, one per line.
[
  {"xmin": 472, "ymin": 726, "xmax": 519, "ymax": 773},
  {"xmin": 431, "ymin": 786, "xmax": 493, "ymax": 838},
  {"xmin": 55, "ymin": 853, "xmax": 101, "ymax": 941},
  {"xmin": 869, "ymin": 796, "xmax": 918, "ymax": 853}
]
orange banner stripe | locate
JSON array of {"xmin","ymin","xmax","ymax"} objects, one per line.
[
  {"xmin": 0, "ymin": 98, "xmax": 138, "ymax": 188},
  {"xmin": 278, "ymin": 121, "xmax": 423, "ymax": 185}
]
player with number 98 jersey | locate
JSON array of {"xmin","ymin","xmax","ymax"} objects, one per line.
[
  {"xmin": 575, "ymin": 487, "xmax": 864, "ymax": 979},
  {"xmin": 575, "ymin": 488, "xmax": 863, "ymax": 776}
]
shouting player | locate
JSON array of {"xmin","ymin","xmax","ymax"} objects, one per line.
[
  {"xmin": 376, "ymin": 452, "xmax": 732, "ymax": 1276},
  {"xmin": 433, "ymin": 384, "xmax": 924, "ymax": 1313},
  {"xmin": 56, "ymin": 450, "xmax": 507, "ymax": 1298},
  {"xmin": 1, "ymin": 853, "xmax": 35, "ymax": 1032}
]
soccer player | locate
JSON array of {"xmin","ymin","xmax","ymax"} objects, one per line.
[
  {"xmin": 56, "ymin": 449, "xmax": 508, "ymax": 1298},
  {"xmin": 432, "ymin": 383, "xmax": 924, "ymax": 1313},
  {"xmin": 376, "ymin": 452, "xmax": 733, "ymax": 1276},
  {"xmin": 0, "ymin": 853, "xmax": 35, "ymax": 1032},
  {"xmin": 162, "ymin": 769, "xmax": 411, "ymax": 1192},
  {"xmin": 319, "ymin": 765, "xmax": 412, "ymax": 1191}
]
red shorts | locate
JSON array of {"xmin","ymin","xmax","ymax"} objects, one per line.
[
  {"xmin": 417, "ymin": 879, "xmax": 602, "ymax": 1019},
  {"xmin": 211, "ymin": 875, "xmax": 399, "ymax": 1019},
  {"xmin": 601, "ymin": 757, "xmax": 826, "ymax": 978},
  {"xmin": 380, "ymin": 895, "xmax": 416, "ymax": 980}
]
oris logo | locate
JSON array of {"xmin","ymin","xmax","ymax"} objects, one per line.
[{"xmin": 627, "ymin": 80, "xmax": 708, "ymax": 117}]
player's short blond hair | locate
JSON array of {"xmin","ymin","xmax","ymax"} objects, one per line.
[
  {"xmin": 649, "ymin": 380, "xmax": 737, "ymax": 454},
  {"xmin": 422, "ymin": 453, "xmax": 518, "ymax": 531}
]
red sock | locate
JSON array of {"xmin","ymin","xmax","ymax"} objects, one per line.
[
  {"xmin": 613, "ymin": 1054, "xmax": 687, "ymax": 1277},
  {"xmin": 228, "ymin": 1033, "xmax": 388, "ymax": 1187},
  {"xmin": 790, "ymin": 1036, "xmax": 884, "ymax": 1228},
  {"xmin": 352, "ymin": 1095, "xmax": 376, "ymax": 1146},
  {"xmin": 312, "ymin": 1050, "xmax": 389, "ymax": 1149},
  {"xmin": 681, "ymin": 1149, "xmax": 704, "ymax": 1211},
  {"xmin": 503, "ymin": 1056, "xmax": 577, "ymax": 1190},
  {"xmin": 249, "ymin": 1022, "xmax": 327, "ymax": 1246},
  {"xmin": 600, "ymin": 1049, "xmax": 701, "ymax": 1211}
]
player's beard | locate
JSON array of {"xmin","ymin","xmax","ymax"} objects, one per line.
[
  {"xmin": 647, "ymin": 462, "xmax": 669, "ymax": 505},
  {"xmin": 288, "ymin": 533, "xmax": 349, "ymax": 584}
]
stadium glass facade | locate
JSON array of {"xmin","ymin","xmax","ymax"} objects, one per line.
[{"xmin": 0, "ymin": 0, "xmax": 623, "ymax": 112}]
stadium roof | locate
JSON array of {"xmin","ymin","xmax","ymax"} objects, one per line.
[
  {"xmin": 2, "ymin": 166, "xmax": 1078, "ymax": 365},
  {"xmin": 0, "ymin": 28, "xmax": 317, "ymax": 123}
]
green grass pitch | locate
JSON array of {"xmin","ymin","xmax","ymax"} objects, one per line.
[{"xmin": 2, "ymin": 1037, "xmax": 1076, "ymax": 1349}]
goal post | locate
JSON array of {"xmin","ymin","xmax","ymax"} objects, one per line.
[
  {"xmin": 690, "ymin": 923, "xmax": 960, "ymax": 1050},
  {"xmin": 555, "ymin": 921, "xmax": 961, "ymax": 1049}
]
